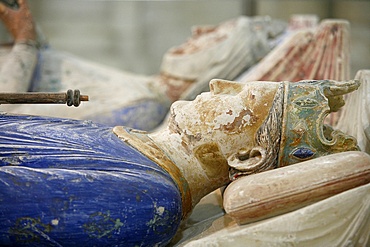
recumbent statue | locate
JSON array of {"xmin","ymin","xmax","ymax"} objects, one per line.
[
  {"xmin": 1, "ymin": 77, "xmax": 368, "ymax": 246},
  {"xmin": 180, "ymin": 69, "xmax": 370, "ymax": 246}
]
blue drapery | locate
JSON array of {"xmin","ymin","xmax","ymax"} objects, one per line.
[{"xmin": 0, "ymin": 114, "xmax": 182, "ymax": 246}]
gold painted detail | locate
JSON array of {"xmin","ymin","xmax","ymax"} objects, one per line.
[
  {"xmin": 113, "ymin": 126, "xmax": 192, "ymax": 219},
  {"xmin": 10, "ymin": 217, "xmax": 53, "ymax": 244}
]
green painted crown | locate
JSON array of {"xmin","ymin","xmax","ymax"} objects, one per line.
[{"xmin": 279, "ymin": 80, "xmax": 360, "ymax": 167}]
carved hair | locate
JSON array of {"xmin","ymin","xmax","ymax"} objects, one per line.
[
  {"xmin": 253, "ymin": 82, "xmax": 284, "ymax": 173},
  {"xmin": 228, "ymin": 83, "xmax": 284, "ymax": 178}
]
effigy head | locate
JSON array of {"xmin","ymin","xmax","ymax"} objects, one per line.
[{"xmin": 169, "ymin": 79, "xmax": 360, "ymax": 180}]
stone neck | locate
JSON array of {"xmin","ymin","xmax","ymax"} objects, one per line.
[
  {"xmin": 113, "ymin": 125, "xmax": 230, "ymax": 212},
  {"xmin": 113, "ymin": 126, "xmax": 192, "ymax": 219},
  {"xmin": 148, "ymin": 128, "xmax": 230, "ymax": 208}
]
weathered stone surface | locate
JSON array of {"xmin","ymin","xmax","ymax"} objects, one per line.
[
  {"xmin": 224, "ymin": 151, "xmax": 370, "ymax": 225},
  {"xmin": 336, "ymin": 70, "xmax": 370, "ymax": 154},
  {"xmin": 183, "ymin": 183, "xmax": 370, "ymax": 247}
]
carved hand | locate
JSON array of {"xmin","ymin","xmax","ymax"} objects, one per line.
[{"xmin": 0, "ymin": 0, "xmax": 36, "ymax": 42}]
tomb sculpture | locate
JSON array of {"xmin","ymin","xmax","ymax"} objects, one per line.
[
  {"xmin": 1, "ymin": 1, "xmax": 369, "ymax": 246},
  {"xmin": 169, "ymin": 15, "xmax": 367, "ymax": 243},
  {"xmin": 0, "ymin": 77, "xmax": 365, "ymax": 246},
  {"xmin": 179, "ymin": 69, "xmax": 370, "ymax": 247}
]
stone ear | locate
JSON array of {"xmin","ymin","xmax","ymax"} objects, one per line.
[
  {"xmin": 209, "ymin": 79, "xmax": 244, "ymax": 95},
  {"xmin": 227, "ymin": 146, "xmax": 267, "ymax": 175}
]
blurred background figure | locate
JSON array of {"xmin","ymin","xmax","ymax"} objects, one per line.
[
  {"xmin": 0, "ymin": 1, "xmax": 284, "ymax": 130},
  {"xmin": 0, "ymin": 0, "xmax": 366, "ymax": 78}
]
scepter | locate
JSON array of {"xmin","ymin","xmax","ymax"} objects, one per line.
[{"xmin": 0, "ymin": 89, "xmax": 89, "ymax": 107}]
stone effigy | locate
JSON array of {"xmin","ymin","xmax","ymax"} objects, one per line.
[
  {"xmin": 173, "ymin": 71, "xmax": 370, "ymax": 247},
  {"xmin": 0, "ymin": 78, "xmax": 363, "ymax": 246},
  {"xmin": 1, "ymin": 2, "xmax": 368, "ymax": 246},
  {"xmin": 0, "ymin": 0, "xmax": 284, "ymax": 130}
]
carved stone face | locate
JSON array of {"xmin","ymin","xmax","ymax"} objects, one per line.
[
  {"xmin": 169, "ymin": 78, "xmax": 361, "ymax": 181},
  {"xmin": 169, "ymin": 79, "xmax": 282, "ymax": 177}
]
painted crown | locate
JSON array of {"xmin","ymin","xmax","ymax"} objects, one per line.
[{"xmin": 278, "ymin": 80, "xmax": 360, "ymax": 167}]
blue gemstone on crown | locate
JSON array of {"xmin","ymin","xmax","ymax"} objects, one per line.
[{"xmin": 291, "ymin": 147, "xmax": 315, "ymax": 160}]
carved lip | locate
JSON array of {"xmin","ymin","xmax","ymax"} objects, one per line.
[{"xmin": 229, "ymin": 167, "xmax": 251, "ymax": 181}]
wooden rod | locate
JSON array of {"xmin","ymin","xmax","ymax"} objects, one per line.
[{"xmin": 0, "ymin": 90, "xmax": 89, "ymax": 107}]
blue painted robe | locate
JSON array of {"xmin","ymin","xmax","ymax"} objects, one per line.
[{"xmin": 0, "ymin": 114, "xmax": 182, "ymax": 246}]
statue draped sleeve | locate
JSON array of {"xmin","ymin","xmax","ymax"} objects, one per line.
[
  {"xmin": 0, "ymin": 43, "xmax": 38, "ymax": 92},
  {"xmin": 0, "ymin": 114, "xmax": 182, "ymax": 246}
]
